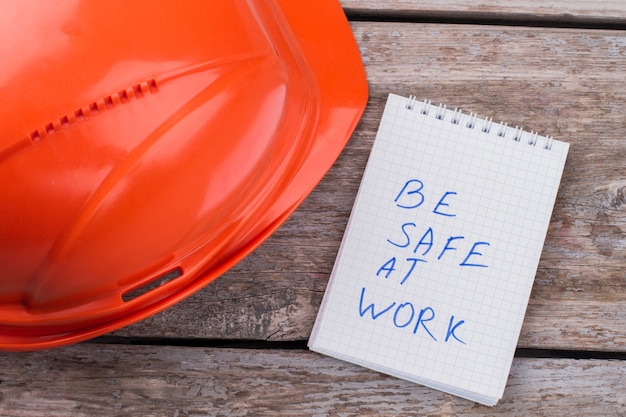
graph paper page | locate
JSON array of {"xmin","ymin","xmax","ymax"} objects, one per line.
[{"xmin": 309, "ymin": 93, "xmax": 569, "ymax": 405}]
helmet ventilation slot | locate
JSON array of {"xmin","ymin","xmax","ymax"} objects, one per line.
[{"xmin": 122, "ymin": 267, "xmax": 183, "ymax": 303}]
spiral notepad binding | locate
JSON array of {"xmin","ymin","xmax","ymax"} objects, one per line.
[{"xmin": 405, "ymin": 95, "xmax": 554, "ymax": 151}]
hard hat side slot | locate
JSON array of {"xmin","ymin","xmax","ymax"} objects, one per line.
[{"xmin": 122, "ymin": 267, "xmax": 183, "ymax": 303}]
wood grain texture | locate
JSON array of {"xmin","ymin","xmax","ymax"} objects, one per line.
[
  {"xmin": 0, "ymin": 344, "xmax": 624, "ymax": 416},
  {"xmin": 340, "ymin": 0, "xmax": 626, "ymax": 23},
  {"xmin": 112, "ymin": 23, "xmax": 626, "ymax": 352}
]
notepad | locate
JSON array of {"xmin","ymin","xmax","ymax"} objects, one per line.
[{"xmin": 308, "ymin": 93, "xmax": 569, "ymax": 405}]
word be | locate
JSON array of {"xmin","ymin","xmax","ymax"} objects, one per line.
[{"xmin": 394, "ymin": 179, "xmax": 458, "ymax": 216}]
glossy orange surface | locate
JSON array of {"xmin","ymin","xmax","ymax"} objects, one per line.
[{"xmin": 0, "ymin": 1, "xmax": 368, "ymax": 350}]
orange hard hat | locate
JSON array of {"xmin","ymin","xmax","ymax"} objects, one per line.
[{"xmin": 0, "ymin": 1, "xmax": 367, "ymax": 350}]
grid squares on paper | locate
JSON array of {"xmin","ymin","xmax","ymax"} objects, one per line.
[{"xmin": 309, "ymin": 93, "xmax": 569, "ymax": 404}]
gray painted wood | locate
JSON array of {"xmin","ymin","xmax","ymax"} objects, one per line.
[{"xmin": 0, "ymin": 345, "xmax": 624, "ymax": 416}]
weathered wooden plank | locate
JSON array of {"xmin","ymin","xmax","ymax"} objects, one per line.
[
  {"xmin": 340, "ymin": 0, "xmax": 626, "ymax": 24},
  {"xmin": 113, "ymin": 23, "xmax": 626, "ymax": 351},
  {"xmin": 0, "ymin": 345, "xmax": 624, "ymax": 416}
]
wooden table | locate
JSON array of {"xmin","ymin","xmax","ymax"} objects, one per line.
[{"xmin": 2, "ymin": 1, "xmax": 625, "ymax": 415}]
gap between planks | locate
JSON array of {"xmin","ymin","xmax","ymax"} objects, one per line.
[
  {"xmin": 343, "ymin": 8, "xmax": 626, "ymax": 30},
  {"xmin": 89, "ymin": 336, "xmax": 626, "ymax": 360}
]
